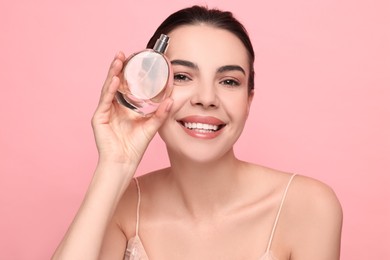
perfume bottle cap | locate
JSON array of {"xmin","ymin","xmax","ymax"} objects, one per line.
[{"xmin": 153, "ymin": 34, "xmax": 169, "ymax": 53}]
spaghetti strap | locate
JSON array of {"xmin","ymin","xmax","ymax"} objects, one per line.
[
  {"xmin": 134, "ymin": 178, "xmax": 141, "ymax": 237},
  {"xmin": 127, "ymin": 175, "xmax": 297, "ymax": 260},
  {"xmin": 123, "ymin": 178, "xmax": 149, "ymax": 260},
  {"xmin": 264, "ymin": 174, "xmax": 297, "ymax": 254}
]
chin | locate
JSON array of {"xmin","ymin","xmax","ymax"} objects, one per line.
[{"xmin": 165, "ymin": 143, "xmax": 236, "ymax": 165}]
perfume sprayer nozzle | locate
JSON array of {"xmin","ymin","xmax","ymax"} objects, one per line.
[{"xmin": 153, "ymin": 34, "xmax": 169, "ymax": 53}]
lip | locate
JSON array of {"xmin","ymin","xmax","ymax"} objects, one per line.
[{"xmin": 177, "ymin": 115, "xmax": 226, "ymax": 139}]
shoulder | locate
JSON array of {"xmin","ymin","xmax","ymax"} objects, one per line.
[
  {"xmin": 284, "ymin": 174, "xmax": 343, "ymax": 258},
  {"xmin": 117, "ymin": 169, "xmax": 169, "ymax": 213},
  {"xmin": 111, "ymin": 178, "xmax": 139, "ymax": 236},
  {"xmin": 117, "ymin": 169, "xmax": 167, "ymax": 215},
  {"xmin": 240, "ymin": 163, "xmax": 342, "ymax": 218},
  {"xmin": 288, "ymin": 174, "xmax": 343, "ymax": 219},
  {"xmin": 249, "ymin": 165, "xmax": 342, "ymax": 217}
]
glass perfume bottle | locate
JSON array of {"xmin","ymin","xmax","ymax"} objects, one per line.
[{"xmin": 116, "ymin": 34, "xmax": 173, "ymax": 116}]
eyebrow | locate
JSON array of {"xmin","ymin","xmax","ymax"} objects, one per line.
[
  {"xmin": 171, "ymin": 59, "xmax": 246, "ymax": 75},
  {"xmin": 217, "ymin": 65, "xmax": 246, "ymax": 75},
  {"xmin": 171, "ymin": 59, "xmax": 198, "ymax": 69}
]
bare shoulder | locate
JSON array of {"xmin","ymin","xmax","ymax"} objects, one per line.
[
  {"xmin": 115, "ymin": 169, "xmax": 167, "ymax": 218},
  {"xmin": 285, "ymin": 174, "xmax": 343, "ymax": 259},
  {"xmin": 289, "ymin": 174, "xmax": 343, "ymax": 218},
  {"xmin": 99, "ymin": 170, "xmax": 168, "ymax": 258},
  {"xmin": 240, "ymin": 163, "xmax": 342, "ymax": 222},
  {"xmin": 111, "ymin": 178, "xmax": 139, "ymax": 236}
]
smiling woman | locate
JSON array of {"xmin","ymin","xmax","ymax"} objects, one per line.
[{"xmin": 52, "ymin": 5, "xmax": 342, "ymax": 260}]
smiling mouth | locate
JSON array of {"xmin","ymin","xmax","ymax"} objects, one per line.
[{"xmin": 178, "ymin": 121, "xmax": 226, "ymax": 133}]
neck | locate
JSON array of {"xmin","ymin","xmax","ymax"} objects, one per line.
[{"xmin": 166, "ymin": 149, "xmax": 246, "ymax": 219}]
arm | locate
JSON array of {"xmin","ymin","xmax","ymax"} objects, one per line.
[
  {"xmin": 52, "ymin": 52, "xmax": 173, "ymax": 260},
  {"xmin": 289, "ymin": 177, "xmax": 343, "ymax": 260},
  {"xmin": 52, "ymin": 162, "xmax": 134, "ymax": 260}
]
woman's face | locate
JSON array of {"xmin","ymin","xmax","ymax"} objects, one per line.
[{"xmin": 159, "ymin": 24, "xmax": 253, "ymax": 162}]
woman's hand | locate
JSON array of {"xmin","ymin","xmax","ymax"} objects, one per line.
[{"xmin": 91, "ymin": 52, "xmax": 173, "ymax": 166}]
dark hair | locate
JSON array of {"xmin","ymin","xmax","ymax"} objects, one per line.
[{"xmin": 147, "ymin": 5, "xmax": 255, "ymax": 93}]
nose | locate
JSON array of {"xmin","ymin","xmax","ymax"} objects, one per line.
[{"xmin": 190, "ymin": 81, "xmax": 220, "ymax": 109}]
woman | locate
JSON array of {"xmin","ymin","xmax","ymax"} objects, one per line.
[{"xmin": 53, "ymin": 5, "xmax": 342, "ymax": 260}]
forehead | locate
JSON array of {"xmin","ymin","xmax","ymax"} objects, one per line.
[{"xmin": 165, "ymin": 25, "xmax": 249, "ymax": 71}]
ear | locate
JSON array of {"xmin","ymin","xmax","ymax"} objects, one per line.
[{"xmin": 246, "ymin": 89, "xmax": 254, "ymax": 117}]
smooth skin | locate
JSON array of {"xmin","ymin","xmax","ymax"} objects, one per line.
[{"xmin": 53, "ymin": 25, "xmax": 342, "ymax": 260}]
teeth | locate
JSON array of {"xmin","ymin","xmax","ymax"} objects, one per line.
[{"xmin": 184, "ymin": 122, "xmax": 219, "ymax": 131}]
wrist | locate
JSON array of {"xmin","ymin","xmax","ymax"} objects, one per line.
[{"xmin": 95, "ymin": 159, "xmax": 138, "ymax": 182}]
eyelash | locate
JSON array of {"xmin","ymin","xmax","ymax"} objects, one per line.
[
  {"xmin": 220, "ymin": 79, "xmax": 240, "ymax": 87},
  {"xmin": 173, "ymin": 73, "xmax": 191, "ymax": 82},
  {"xmin": 173, "ymin": 73, "xmax": 241, "ymax": 87}
]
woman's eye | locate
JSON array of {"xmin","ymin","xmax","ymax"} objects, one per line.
[
  {"xmin": 221, "ymin": 79, "xmax": 240, "ymax": 87},
  {"xmin": 174, "ymin": 74, "xmax": 191, "ymax": 82}
]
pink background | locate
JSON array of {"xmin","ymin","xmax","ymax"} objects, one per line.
[{"xmin": 1, "ymin": 0, "xmax": 389, "ymax": 259}]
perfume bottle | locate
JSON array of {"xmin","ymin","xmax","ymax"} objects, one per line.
[{"xmin": 116, "ymin": 34, "xmax": 173, "ymax": 116}]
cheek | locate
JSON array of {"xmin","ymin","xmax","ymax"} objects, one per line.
[
  {"xmin": 158, "ymin": 88, "xmax": 189, "ymax": 138},
  {"xmin": 168, "ymin": 86, "xmax": 191, "ymax": 110},
  {"xmin": 221, "ymin": 93, "xmax": 250, "ymax": 116}
]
